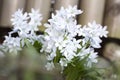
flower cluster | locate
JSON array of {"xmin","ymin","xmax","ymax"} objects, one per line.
[
  {"xmin": 2, "ymin": 9, "xmax": 42, "ymax": 53},
  {"xmin": 0, "ymin": 6, "xmax": 108, "ymax": 75},
  {"xmin": 41, "ymin": 6, "xmax": 108, "ymax": 70}
]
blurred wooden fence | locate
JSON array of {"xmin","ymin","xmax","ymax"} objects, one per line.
[{"xmin": 0, "ymin": 0, "xmax": 120, "ymax": 39}]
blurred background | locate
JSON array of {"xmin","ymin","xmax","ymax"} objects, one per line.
[{"xmin": 0, "ymin": 0, "xmax": 120, "ymax": 80}]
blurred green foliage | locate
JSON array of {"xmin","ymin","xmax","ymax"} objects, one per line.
[{"xmin": 0, "ymin": 45, "xmax": 63, "ymax": 80}]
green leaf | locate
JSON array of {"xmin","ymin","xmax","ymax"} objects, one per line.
[
  {"xmin": 53, "ymin": 48, "xmax": 61, "ymax": 63},
  {"xmin": 63, "ymin": 55, "xmax": 104, "ymax": 80},
  {"xmin": 33, "ymin": 41, "xmax": 42, "ymax": 53}
]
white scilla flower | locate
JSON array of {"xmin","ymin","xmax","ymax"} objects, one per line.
[
  {"xmin": 79, "ymin": 21, "xmax": 108, "ymax": 48},
  {"xmin": 11, "ymin": 9, "xmax": 29, "ymax": 32},
  {"xmin": 28, "ymin": 8, "xmax": 42, "ymax": 31},
  {"xmin": 60, "ymin": 39, "xmax": 79, "ymax": 61},
  {"xmin": 59, "ymin": 58, "xmax": 68, "ymax": 67},
  {"xmin": 10, "ymin": 8, "xmax": 43, "ymax": 47},
  {"xmin": 3, "ymin": 36, "xmax": 21, "ymax": 53},
  {"xmin": 45, "ymin": 62, "xmax": 55, "ymax": 71},
  {"xmin": 77, "ymin": 48, "xmax": 98, "ymax": 67},
  {"xmin": 38, "ymin": 6, "xmax": 108, "ymax": 70},
  {"xmin": 66, "ymin": 5, "xmax": 83, "ymax": 17},
  {"xmin": 87, "ymin": 21, "xmax": 108, "ymax": 38}
]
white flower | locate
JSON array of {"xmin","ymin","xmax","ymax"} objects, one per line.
[
  {"xmin": 40, "ymin": 6, "xmax": 108, "ymax": 70},
  {"xmin": 0, "ymin": 5, "xmax": 109, "ymax": 73},
  {"xmin": 89, "ymin": 52, "xmax": 98, "ymax": 63},
  {"xmin": 42, "ymin": 5, "xmax": 108, "ymax": 70},
  {"xmin": 87, "ymin": 21, "xmax": 108, "ymax": 38},
  {"xmin": 45, "ymin": 62, "xmax": 55, "ymax": 71},
  {"xmin": 79, "ymin": 21, "xmax": 108, "ymax": 48},
  {"xmin": 59, "ymin": 58, "xmax": 68, "ymax": 67},
  {"xmin": 1, "ymin": 8, "xmax": 43, "ymax": 54},
  {"xmin": 11, "ymin": 8, "xmax": 43, "ymax": 46},
  {"xmin": 55, "ymin": 37, "xmax": 67, "ymax": 50},
  {"xmin": 11, "ymin": 9, "xmax": 29, "ymax": 32},
  {"xmin": 3, "ymin": 36, "xmax": 21, "ymax": 53},
  {"xmin": 28, "ymin": 8, "xmax": 42, "ymax": 32},
  {"xmin": 60, "ymin": 40, "xmax": 77, "ymax": 61},
  {"xmin": 87, "ymin": 51, "xmax": 98, "ymax": 67},
  {"xmin": 66, "ymin": 5, "xmax": 83, "ymax": 17},
  {"xmin": 11, "ymin": 8, "xmax": 42, "ymax": 33},
  {"xmin": 11, "ymin": 9, "xmax": 28, "ymax": 26},
  {"xmin": 90, "ymin": 37, "xmax": 102, "ymax": 48},
  {"xmin": 77, "ymin": 48, "xmax": 98, "ymax": 67},
  {"xmin": 46, "ymin": 48, "xmax": 57, "ymax": 61}
]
